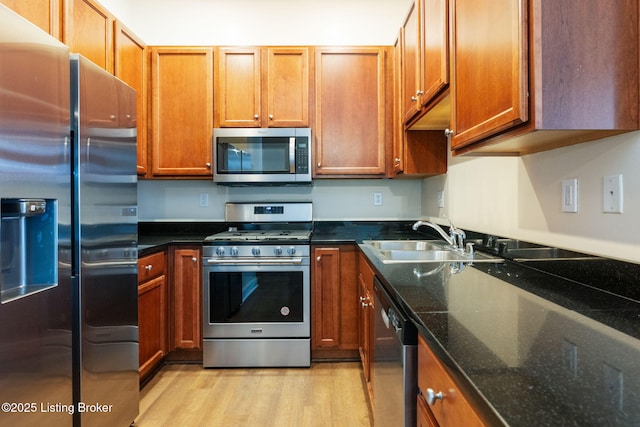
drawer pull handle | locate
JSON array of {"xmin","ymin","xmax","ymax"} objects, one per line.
[{"xmin": 426, "ymin": 388, "xmax": 443, "ymax": 405}]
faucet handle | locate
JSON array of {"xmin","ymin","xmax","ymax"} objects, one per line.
[{"xmin": 465, "ymin": 242, "xmax": 475, "ymax": 255}]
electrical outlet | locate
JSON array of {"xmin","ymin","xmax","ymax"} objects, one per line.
[
  {"xmin": 603, "ymin": 362, "xmax": 624, "ymax": 411},
  {"xmin": 373, "ymin": 192, "xmax": 383, "ymax": 206},
  {"xmin": 199, "ymin": 192, "xmax": 209, "ymax": 207},
  {"xmin": 603, "ymin": 174, "xmax": 623, "ymax": 213},
  {"xmin": 562, "ymin": 339, "xmax": 578, "ymax": 379},
  {"xmin": 562, "ymin": 179, "xmax": 578, "ymax": 213},
  {"xmin": 437, "ymin": 191, "xmax": 445, "ymax": 209}
]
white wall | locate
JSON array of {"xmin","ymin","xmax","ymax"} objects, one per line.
[
  {"xmin": 100, "ymin": 0, "xmax": 640, "ymax": 263},
  {"xmin": 138, "ymin": 179, "xmax": 422, "ymax": 221},
  {"xmin": 422, "ymin": 132, "xmax": 640, "ymax": 263},
  {"xmin": 100, "ymin": 0, "xmax": 411, "ymax": 45}
]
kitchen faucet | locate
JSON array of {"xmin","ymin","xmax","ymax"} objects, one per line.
[{"xmin": 412, "ymin": 219, "xmax": 467, "ymax": 252}]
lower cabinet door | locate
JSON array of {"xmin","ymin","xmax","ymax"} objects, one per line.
[{"xmin": 138, "ymin": 274, "xmax": 167, "ymax": 379}]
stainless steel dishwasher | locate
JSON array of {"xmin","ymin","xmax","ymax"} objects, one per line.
[{"xmin": 373, "ymin": 276, "xmax": 418, "ymax": 427}]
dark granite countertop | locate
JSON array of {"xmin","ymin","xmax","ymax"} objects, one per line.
[
  {"xmin": 137, "ymin": 222, "xmax": 226, "ymax": 255},
  {"xmin": 139, "ymin": 220, "xmax": 640, "ymax": 425},
  {"xmin": 359, "ymin": 243, "xmax": 640, "ymax": 427}
]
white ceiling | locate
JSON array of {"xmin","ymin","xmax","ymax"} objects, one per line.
[{"xmin": 102, "ymin": 0, "xmax": 412, "ymax": 45}]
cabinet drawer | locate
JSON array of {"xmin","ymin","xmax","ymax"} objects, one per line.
[
  {"xmin": 418, "ymin": 334, "xmax": 484, "ymax": 427},
  {"xmin": 138, "ymin": 251, "xmax": 166, "ymax": 282}
]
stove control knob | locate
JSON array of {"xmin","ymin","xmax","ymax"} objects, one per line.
[
  {"xmin": 215, "ymin": 247, "xmax": 225, "ymax": 256},
  {"xmin": 287, "ymin": 246, "xmax": 297, "ymax": 256},
  {"xmin": 274, "ymin": 246, "xmax": 283, "ymax": 256},
  {"xmin": 230, "ymin": 247, "xmax": 239, "ymax": 256},
  {"xmin": 252, "ymin": 247, "xmax": 261, "ymax": 256}
]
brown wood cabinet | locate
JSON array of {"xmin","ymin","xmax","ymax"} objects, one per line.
[
  {"xmin": 393, "ymin": 31, "xmax": 448, "ymax": 178},
  {"xmin": 401, "ymin": 0, "xmax": 449, "ymax": 126},
  {"xmin": 1, "ymin": 0, "xmax": 61, "ymax": 39},
  {"xmin": 138, "ymin": 250, "xmax": 168, "ymax": 381},
  {"xmin": 170, "ymin": 246, "xmax": 202, "ymax": 350},
  {"xmin": 150, "ymin": 47, "xmax": 213, "ymax": 177},
  {"xmin": 311, "ymin": 245, "xmax": 359, "ymax": 359},
  {"xmin": 114, "ymin": 21, "xmax": 148, "ymax": 176},
  {"xmin": 63, "ymin": 0, "xmax": 114, "ymax": 72},
  {"xmin": 358, "ymin": 252, "xmax": 375, "ymax": 403},
  {"xmin": 417, "ymin": 334, "xmax": 485, "ymax": 426},
  {"xmin": 216, "ymin": 47, "xmax": 310, "ymax": 127},
  {"xmin": 264, "ymin": 47, "xmax": 310, "ymax": 127},
  {"xmin": 314, "ymin": 47, "xmax": 390, "ymax": 177},
  {"xmin": 449, "ymin": 0, "xmax": 639, "ymax": 155},
  {"xmin": 216, "ymin": 47, "xmax": 261, "ymax": 127}
]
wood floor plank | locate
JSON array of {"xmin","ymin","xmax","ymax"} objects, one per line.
[{"xmin": 134, "ymin": 362, "xmax": 371, "ymax": 427}]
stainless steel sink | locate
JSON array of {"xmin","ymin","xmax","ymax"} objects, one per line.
[
  {"xmin": 364, "ymin": 240, "xmax": 444, "ymax": 252},
  {"xmin": 362, "ymin": 240, "xmax": 502, "ymax": 264}
]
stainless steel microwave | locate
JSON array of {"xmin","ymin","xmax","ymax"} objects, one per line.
[{"xmin": 213, "ymin": 128, "xmax": 311, "ymax": 185}]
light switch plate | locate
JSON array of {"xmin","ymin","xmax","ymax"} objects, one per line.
[{"xmin": 562, "ymin": 179, "xmax": 578, "ymax": 213}]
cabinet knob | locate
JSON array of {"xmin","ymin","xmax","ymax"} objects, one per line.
[
  {"xmin": 145, "ymin": 265, "xmax": 152, "ymax": 271},
  {"xmin": 316, "ymin": 256, "xmax": 321, "ymax": 262},
  {"xmin": 205, "ymin": 162, "xmax": 211, "ymax": 168},
  {"xmin": 410, "ymin": 96, "xmax": 418, "ymax": 103},
  {"xmin": 269, "ymin": 114, "xmax": 273, "ymax": 120},
  {"xmin": 426, "ymin": 388, "xmax": 444, "ymax": 406},
  {"xmin": 317, "ymin": 162, "xmax": 321, "ymax": 168},
  {"xmin": 444, "ymin": 128, "xmax": 454, "ymax": 137},
  {"xmin": 192, "ymin": 257, "xmax": 197, "ymax": 263},
  {"xmin": 394, "ymin": 158, "xmax": 401, "ymax": 165},
  {"xmin": 254, "ymin": 114, "xmax": 259, "ymax": 119},
  {"xmin": 416, "ymin": 90, "xmax": 424, "ymax": 96}
]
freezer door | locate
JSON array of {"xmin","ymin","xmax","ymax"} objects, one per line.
[
  {"xmin": 0, "ymin": 5, "xmax": 74, "ymax": 426},
  {"xmin": 72, "ymin": 54, "xmax": 139, "ymax": 427}
]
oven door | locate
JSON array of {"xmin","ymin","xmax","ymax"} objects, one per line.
[{"xmin": 203, "ymin": 261, "xmax": 310, "ymax": 339}]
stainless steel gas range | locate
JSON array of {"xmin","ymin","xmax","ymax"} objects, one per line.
[{"xmin": 202, "ymin": 202, "xmax": 312, "ymax": 368}]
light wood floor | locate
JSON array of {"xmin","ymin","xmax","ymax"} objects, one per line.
[{"xmin": 134, "ymin": 362, "xmax": 372, "ymax": 427}]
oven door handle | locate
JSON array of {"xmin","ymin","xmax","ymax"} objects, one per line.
[{"xmin": 205, "ymin": 257, "xmax": 304, "ymax": 265}]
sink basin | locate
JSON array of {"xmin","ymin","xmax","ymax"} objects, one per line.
[
  {"xmin": 382, "ymin": 250, "xmax": 467, "ymax": 262},
  {"xmin": 362, "ymin": 240, "xmax": 502, "ymax": 264},
  {"xmin": 364, "ymin": 240, "xmax": 444, "ymax": 252}
]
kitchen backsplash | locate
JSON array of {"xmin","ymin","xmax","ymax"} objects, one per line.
[{"xmin": 137, "ymin": 178, "xmax": 422, "ymax": 221}]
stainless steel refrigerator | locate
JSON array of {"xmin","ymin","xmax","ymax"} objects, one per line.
[{"xmin": 0, "ymin": 6, "xmax": 139, "ymax": 426}]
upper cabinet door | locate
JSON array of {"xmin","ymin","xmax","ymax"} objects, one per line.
[
  {"xmin": 265, "ymin": 47, "xmax": 310, "ymax": 127},
  {"xmin": 401, "ymin": 0, "xmax": 449, "ymax": 124},
  {"xmin": 114, "ymin": 21, "xmax": 147, "ymax": 176},
  {"xmin": 450, "ymin": 0, "xmax": 528, "ymax": 150},
  {"xmin": 217, "ymin": 47, "xmax": 262, "ymax": 127},
  {"xmin": 401, "ymin": 2, "xmax": 421, "ymax": 122},
  {"xmin": 314, "ymin": 47, "xmax": 389, "ymax": 177},
  {"xmin": 150, "ymin": 47, "xmax": 213, "ymax": 177},
  {"xmin": 1, "ymin": 0, "xmax": 61, "ymax": 39},
  {"xmin": 420, "ymin": 0, "xmax": 449, "ymax": 107},
  {"xmin": 63, "ymin": 0, "xmax": 114, "ymax": 72}
]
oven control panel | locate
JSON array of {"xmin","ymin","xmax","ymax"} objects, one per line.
[{"xmin": 203, "ymin": 245, "xmax": 310, "ymax": 258}]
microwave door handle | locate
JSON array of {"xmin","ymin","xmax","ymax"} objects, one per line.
[{"xmin": 289, "ymin": 137, "xmax": 295, "ymax": 173}]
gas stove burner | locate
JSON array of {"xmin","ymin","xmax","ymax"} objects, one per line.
[{"xmin": 203, "ymin": 202, "xmax": 313, "ymax": 244}]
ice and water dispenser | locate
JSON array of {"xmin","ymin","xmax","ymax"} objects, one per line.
[{"xmin": 0, "ymin": 198, "xmax": 57, "ymax": 303}]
